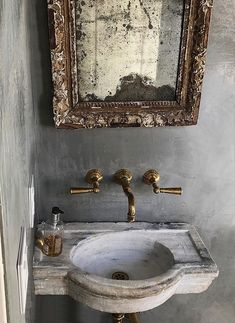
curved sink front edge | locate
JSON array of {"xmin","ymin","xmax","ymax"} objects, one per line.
[{"xmin": 67, "ymin": 267, "xmax": 183, "ymax": 313}]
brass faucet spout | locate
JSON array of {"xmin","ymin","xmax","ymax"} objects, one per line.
[
  {"xmin": 123, "ymin": 185, "xmax": 135, "ymax": 223},
  {"xmin": 114, "ymin": 169, "xmax": 136, "ymax": 222}
]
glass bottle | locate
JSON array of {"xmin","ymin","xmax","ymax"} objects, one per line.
[{"xmin": 36, "ymin": 207, "xmax": 64, "ymax": 257}]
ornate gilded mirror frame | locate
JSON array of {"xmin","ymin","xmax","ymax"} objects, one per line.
[{"xmin": 47, "ymin": 0, "xmax": 213, "ymax": 128}]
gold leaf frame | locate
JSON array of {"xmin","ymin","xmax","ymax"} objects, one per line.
[{"xmin": 47, "ymin": 0, "xmax": 213, "ymax": 128}]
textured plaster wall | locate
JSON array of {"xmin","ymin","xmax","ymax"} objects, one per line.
[
  {"xmin": 0, "ymin": 1, "xmax": 36, "ymax": 323},
  {"xmin": 12, "ymin": 0, "xmax": 235, "ymax": 322}
]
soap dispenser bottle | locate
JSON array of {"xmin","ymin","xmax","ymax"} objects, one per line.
[{"xmin": 36, "ymin": 207, "xmax": 64, "ymax": 257}]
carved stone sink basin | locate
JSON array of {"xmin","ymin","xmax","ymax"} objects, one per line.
[
  {"xmin": 70, "ymin": 231, "xmax": 174, "ymax": 280},
  {"xmin": 33, "ymin": 222, "xmax": 219, "ymax": 313}
]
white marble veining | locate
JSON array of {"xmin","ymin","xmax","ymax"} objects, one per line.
[
  {"xmin": 70, "ymin": 231, "xmax": 175, "ymax": 280},
  {"xmin": 33, "ymin": 222, "xmax": 218, "ymax": 313}
]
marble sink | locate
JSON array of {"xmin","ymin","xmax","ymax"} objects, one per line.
[{"xmin": 33, "ymin": 222, "xmax": 218, "ymax": 313}]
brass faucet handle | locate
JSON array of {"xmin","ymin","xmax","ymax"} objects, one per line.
[
  {"xmin": 143, "ymin": 169, "xmax": 182, "ymax": 195},
  {"xmin": 70, "ymin": 187, "xmax": 97, "ymax": 194},
  {"xmin": 143, "ymin": 169, "xmax": 160, "ymax": 185},
  {"xmin": 70, "ymin": 169, "xmax": 103, "ymax": 194},
  {"xmin": 154, "ymin": 185, "xmax": 182, "ymax": 195},
  {"xmin": 85, "ymin": 169, "xmax": 103, "ymax": 184}
]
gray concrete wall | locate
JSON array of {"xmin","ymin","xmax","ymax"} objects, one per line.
[
  {"xmin": 17, "ymin": 0, "xmax": 235, "ymax": 322},
  {"xmin": 0, "ymin": 1, "xmax": 36, "ymax": 323}
]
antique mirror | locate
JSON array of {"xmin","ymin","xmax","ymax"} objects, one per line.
[{"xmin": 47, "ymin": 0, "xmax": 213, "ymax": 128}]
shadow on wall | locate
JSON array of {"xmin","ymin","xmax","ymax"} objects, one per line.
[
  {"xmin": 28, "ymin": 0, "xmax": 54, "ymax": 127},
  {"xmin": 36, "ymin": 296, "xmax": 113, "ymax": 323}
]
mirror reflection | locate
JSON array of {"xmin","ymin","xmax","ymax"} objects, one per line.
[{"xmin": 75, "ymin": 0, "xmax": 184, "ymax": 102}]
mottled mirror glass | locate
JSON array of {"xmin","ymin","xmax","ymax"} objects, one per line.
[{"xmin": 75, "ymin": 0, "xmax": 184, "ymax": 102}]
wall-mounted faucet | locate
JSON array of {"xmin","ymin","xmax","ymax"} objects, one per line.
[
  {"xmin": 143, "ymin": 169, "xmax": 182, "ymax": 195},
  {"xmin": 70, "ymin": 169, "xmax": 181, "ymax": 222},
  {"xmin": 70, "ymin": 169, "xmax": 103, "ymax": 194},
  {"xmin": 114, "ymin": 169, "xmax": 136, "ymax": 222}
]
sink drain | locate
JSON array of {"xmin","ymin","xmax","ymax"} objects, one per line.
[{"xmin": 112, "ymin": 271, "xmax": 129, "ymax": 280}]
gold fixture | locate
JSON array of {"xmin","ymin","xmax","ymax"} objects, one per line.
[
  {"xmin": 112, "ymin": 314, "xmax": 125, "ymax": 323},
  {"xmin": 128, "ymin": 313, "xmax": 140, "ymax": 323},
  {"xmin": 112, "ymin": 313, "xmax": 139, "ymax": 323},
  {"xmin": 114, "ymin": 169, "xmax": 136, "ymax": 222},
  {"xmin": 112, "ymin": 272, "xmax": 140, "ymax": 322},
  {"xmin": 143, "ymin": 169, "xmax": 182, "ymax": 195},
  {"xmin": 70, "ymin": 169, "xmax": 103, "ymax": 194}
]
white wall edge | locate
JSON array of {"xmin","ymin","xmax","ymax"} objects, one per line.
[{"xmin": 0, "ymin": 231, "xmax": 8, "ymax": 323}]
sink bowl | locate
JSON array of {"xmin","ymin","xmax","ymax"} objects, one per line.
[
  {"xmin": 70, "ymin": 231, "xmax": 175, "ymax": 280},
  {"xmin": 33, "ymin": 222, "xmax": 219, "ymax": 314},
  {"xmin": 68, "ymin": 230, "xmax": 179, "ymax": 312}
]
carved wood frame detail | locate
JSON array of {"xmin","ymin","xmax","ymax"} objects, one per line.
[{"xmin": 47, "ymin": 0, "xmax": 213, "ymax": 128}]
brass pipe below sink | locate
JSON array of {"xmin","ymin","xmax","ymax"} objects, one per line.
[
  {"xmin": 128, "ymin": 313, "xmax": 140, "ymax": 323},
  {"xmin": 112, "ymin": 314, "xmax": 125, "ymax": 323},
  {"xmin": 112, "ymin": 313, "xmax": 140, "ymax": 323}
]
